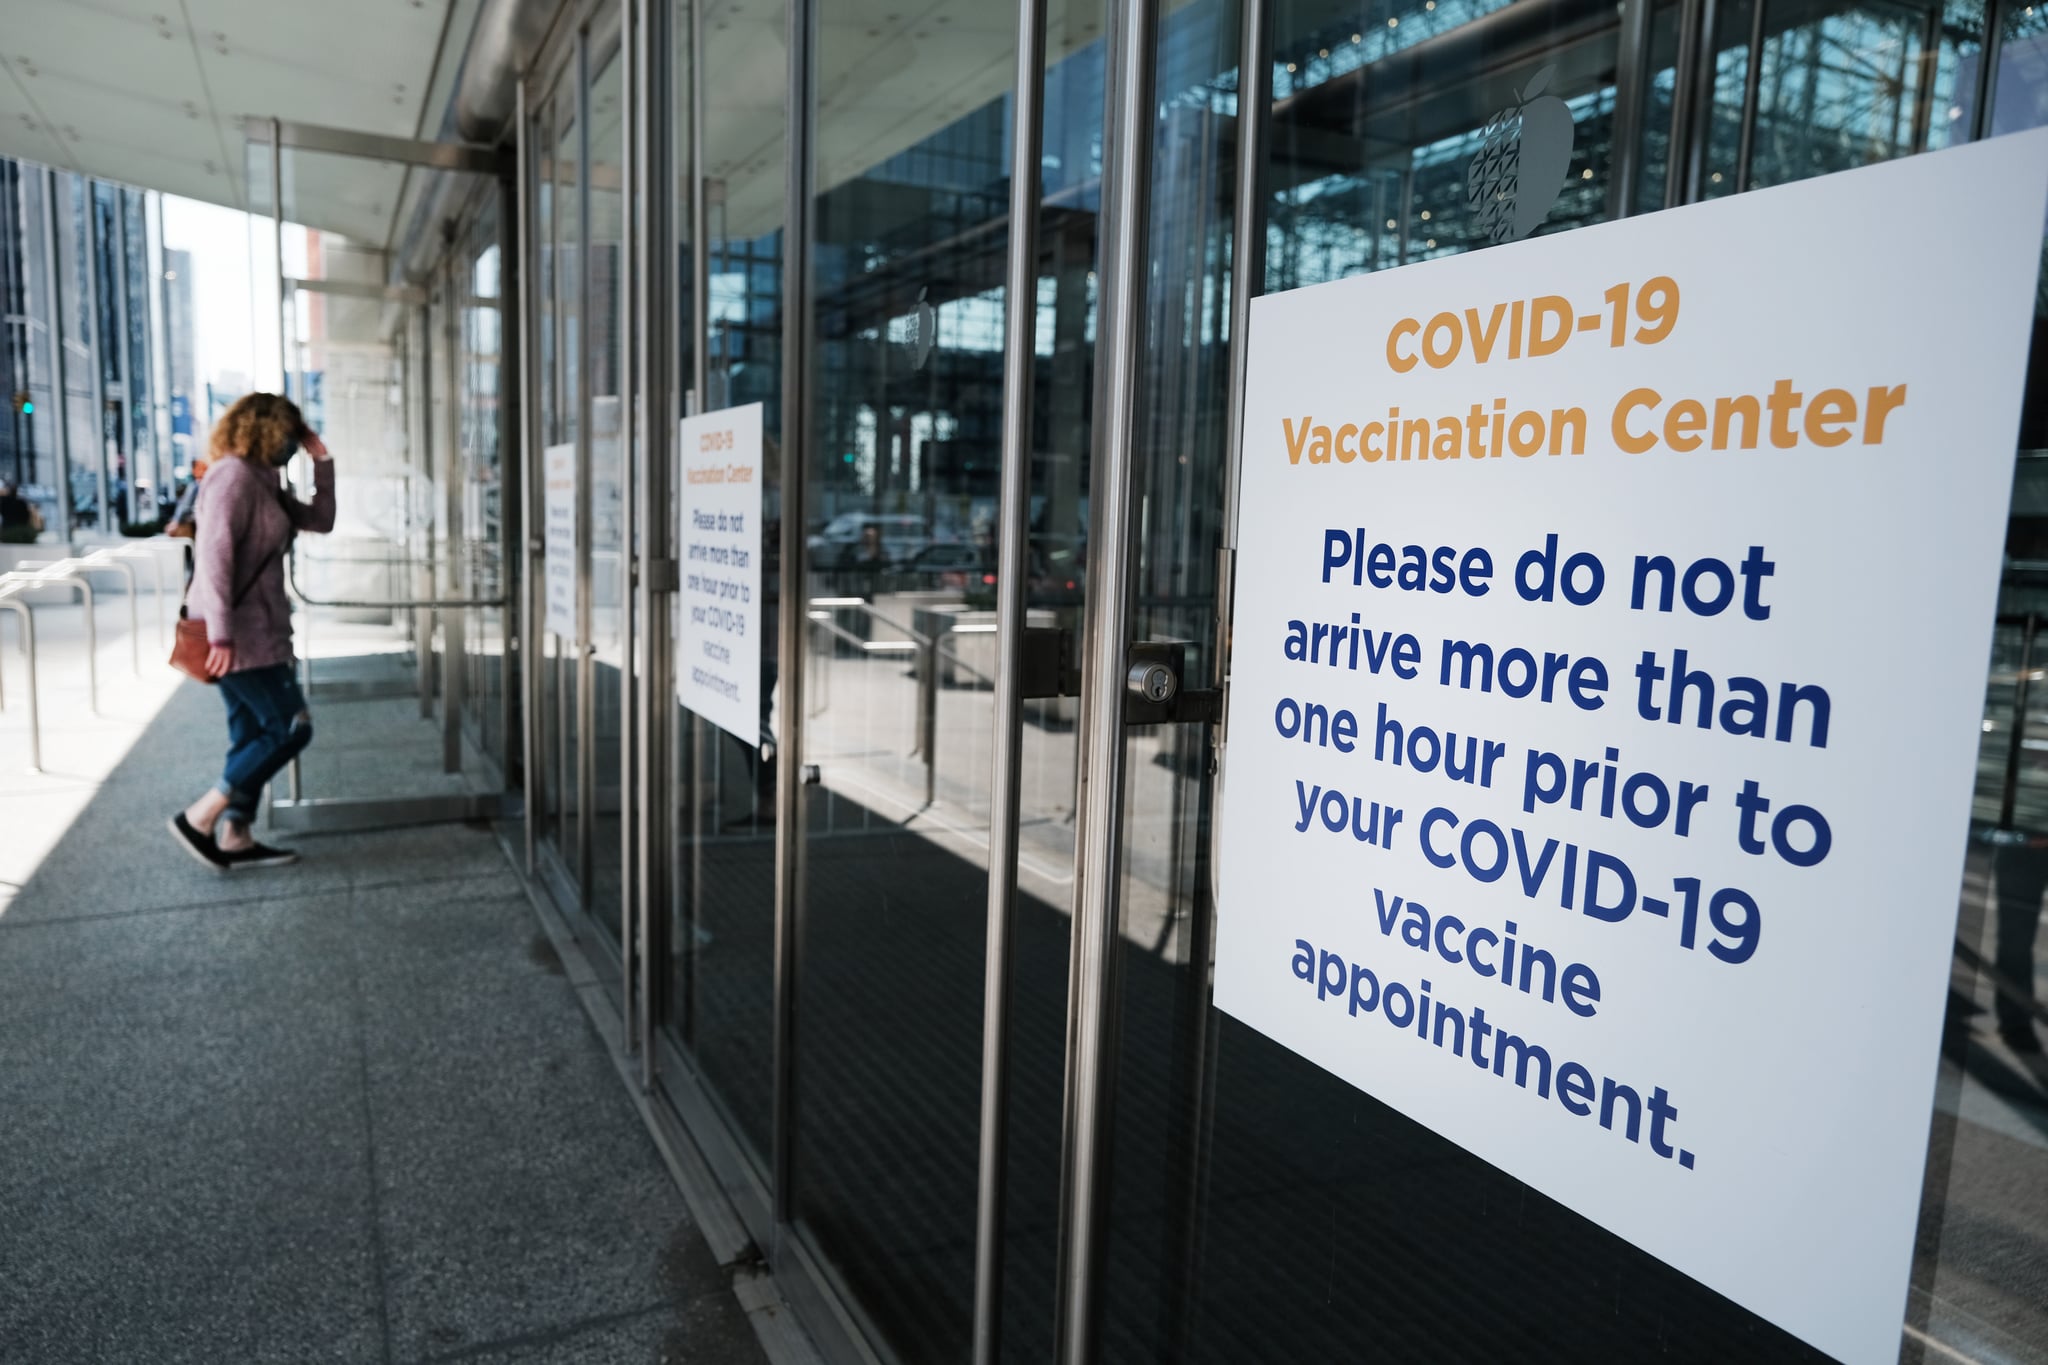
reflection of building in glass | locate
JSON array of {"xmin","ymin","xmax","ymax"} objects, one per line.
[
  {"xmin": 163, "ymin": 247, "xmax": 197, "ymax": 468},
  {"xmin": 0, "ymin": 156, "xmax": 175, "ymax": 535}
]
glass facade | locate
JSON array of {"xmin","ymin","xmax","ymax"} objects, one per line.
[{"xmin": 484, "ymin": 0, "xmax": 2048, "ymax": 1361}]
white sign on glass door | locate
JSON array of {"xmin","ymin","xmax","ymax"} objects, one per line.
[
  {"xmin": 676, "ymin": 403, "xmax": 764, "ymax": 746},
  {"xmin": 542, "ymin": 440, "xmax": 576, "ymax": 639},
  {"xmin": 1216, "ymin": 130, "xmax": 2048, "ymax": 1365}
]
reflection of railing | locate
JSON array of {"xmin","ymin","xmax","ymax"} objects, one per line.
[
  {"xmin": 1995, "ymin": 612, "xmax": 2040, "ymax": 832},
  {"xmin": 286, "ymin": 548, "xmax": 506, "ymax": 610},
  {"xmin": 808, "ymin": 596, "xmax": 996, "ymax": 807}
]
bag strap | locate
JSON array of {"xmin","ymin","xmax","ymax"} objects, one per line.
[
  {"xmin": 227, "ymin": 538, "xmax": 287, "ymax": 610},
  {"xmin": 178, "ymin": 494, "xmax": 291, "ymax": 619}
]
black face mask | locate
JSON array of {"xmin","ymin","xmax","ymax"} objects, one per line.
[{"xmin": 272, "ymin": 437, "xmax": 300, "ymax": 467}]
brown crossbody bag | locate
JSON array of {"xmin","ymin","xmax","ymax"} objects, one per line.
[{"xmin": 169, "ymin": 540, "xmax": 285, "ymax": 685}]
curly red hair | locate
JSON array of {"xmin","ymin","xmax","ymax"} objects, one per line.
[{"xmin": 208, "ymin": 392, "xmax": 305, "ymax": 465}]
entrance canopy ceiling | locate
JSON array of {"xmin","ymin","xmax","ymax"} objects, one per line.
[{"xmin": 0, "ymin": 0, "xmax": 478, "ymax": 248}]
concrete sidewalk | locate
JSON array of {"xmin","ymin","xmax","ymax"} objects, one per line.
[{"xmin": 0, "ymin": 630, "xmax": 767, "ymax": 1364}]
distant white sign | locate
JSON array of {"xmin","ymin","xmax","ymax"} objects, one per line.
[
  {"xmin": 676, "ymin": 403, "xmax": 763, "ymax": 745},
  {"xmin": 543, "ymin": 441, "xmax": 577, "ymax": 639},
  {"xmin": 1215, "ymin": 132, "xmax": 2048, "ymax": 1365}
]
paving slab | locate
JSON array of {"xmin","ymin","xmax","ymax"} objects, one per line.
[{"xmin": 0, "ymin": 628, "xmax": 767, "ymax": 1365}]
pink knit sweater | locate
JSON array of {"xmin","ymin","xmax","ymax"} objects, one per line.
[{"xmin": 188, "ymin": 454, "xmax": 335, "ymax": 670}]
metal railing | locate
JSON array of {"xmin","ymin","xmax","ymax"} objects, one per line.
[
  {"xmin": 0, "ymin": 582, "xmax": 40, "ymax": 771},
  {"xmin": 0, "ymin": 540, "xmax": 180, "ymax": 772}
]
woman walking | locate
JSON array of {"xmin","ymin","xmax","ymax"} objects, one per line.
[{"xmin": 168, "ymin": 393, "xmax": 335, "ymax": 870}]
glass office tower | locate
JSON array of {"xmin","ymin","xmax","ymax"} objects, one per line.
[
  {"xmin": 311, "ymin": 0, "xmax": 2048, "ymax": 1358},
  {"xmin": 0, "ymin": 160, "xmax": 179, "ymax": 540}
]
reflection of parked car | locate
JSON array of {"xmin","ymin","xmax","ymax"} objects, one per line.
[
  {"xmin": 1027, "ymin": 535, "xmax": 1085, "ymax": 605},
  {"xmin": 902, "ymin": 541, "xmax": 990, "ymax": 590},
  {"xmin": 945, "ymin": 534, "xmax": 1086, "ymax": 608},
  {"xmin": 808, "ymin": 513, "xmax": 929, "ymax": 567}
]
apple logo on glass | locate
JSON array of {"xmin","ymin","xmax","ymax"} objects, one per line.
[
  {"xmin": 912, "ymin": 286, "xmax": 937, "ymax": 371},
  {"xmin": 1466, "ymin": 65, "xmax": 1574, "ymax": 244}
]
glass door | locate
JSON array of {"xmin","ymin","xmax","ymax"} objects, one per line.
[
  {"xmin": 1083, "ymin": 2, "xmax": 2048, "ymax": 1364},
  {"xmin": 664, "ymin": 0, "xmax": 788, "ymax": 1175},
  {"xmin": 528, "ymin": 21, "xmax": 636, "ymax": 950},
  {"xmin": 239, "ymin": 123, "xmax": 515, "ymax": 837}
]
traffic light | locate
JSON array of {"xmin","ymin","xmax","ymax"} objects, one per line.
[{"xmin": 10, "ymin": 392, "xmax": 28, "ymax": 415}]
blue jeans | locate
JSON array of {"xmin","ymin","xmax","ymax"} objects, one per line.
[{"xmin": 216, "ymin": 664, "xmax": 313, "ymax": 826}]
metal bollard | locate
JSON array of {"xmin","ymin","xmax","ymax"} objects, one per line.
[{"xmin": 0, "ymin": 594, "xmax": 41, "ymax": 772}]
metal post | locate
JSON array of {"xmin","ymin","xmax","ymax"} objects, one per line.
[
  {"xmin": 517, "ymin": 78, "xmax": 541, "ymax": 875},
  {"xmin": 40, "ymin": 169, "xmax": 73, "ymax": 547},
  {"xmin": 690, "ymin": 0, "xmax": 708, "ymax": 412},
  {"xmin": 576, "ymin": 32, "xmax": 596, "ymax": 911},
  {"xmin": 443, "ymin": 267, "xmax": 465, "ymax": 775},
  {"xmin": 772, "ymin": 0, "xmax": 819, "ymax": 1223},
  {"xmin": 445, "ymin": 611, "xmax": 466, "ymax": 771},
  {"xmin": 1665, "ymin": 0, "xmax": 1705, "ymax": 209},
  {"xmin": 272, "ymin": 119, "xmax": 288, "ymax": 394},
  {"xmin": 498, "ymin": 157, "xmax": 524, "ymax": 811},
  {"xmin": 142, "ymin": 543, "xmax": 166, "ymax": 651},
  {"xmin": 1, "ymin": 598, "xmax": 38, "ymax": 771},
  {"xmin": 972, "ymin": 0, "xmax": 1049, "ymax": 1352},
  {"xmin": 417, "ymin": 308, "xmax": 436, "ymax": 722},
  {"xmin": 1733, "ymin": 0, "xmax": 1767, "ymax": 192},
  {"xmin": 684, "ymin": 0, "xmax": 710, "ymax": 1051},
  {"xmin": 920, "ymin": 630, "xmax": 939, "ymax": 805},
  {"xmin": 1683, "ymin": 0, "xmax": 1722, "ymax": 203},
  {"xmin": 71, "ymin": 576, "xmax": 99, "ymax": 715},
  {"xmin": 84, "ymin": 184, "xmax": 111, "ymax": 537},
  {"xmin": 1054, "ymin": 0, "xmax": 1158, "ymax": 1356},
  {"xmin": 966, "ymin": 0, "xmax": 1048, "ymax": 1342},
  {"xmin": 150, "ymin": 194, "xmax": 174, "ymax": 511},
  {"xmin": 111, "ymin": 192, "xmax": 138, "ymax": 527},
  {"xmin": 2001, "ymin": 614, "xmax": 2035, "ymax": 830},
  {"xmin": 1220, "ymin": 0, "xmax": 1267, "ymax": 713},
  {"xmin": 1609, "ymin": 0, "xmax": 1655, "ymax": 219},
  {"xmin": 633, "ymin": 0, "xmax": 673, "ymax": 1086},
  {"xmin": 1970, "ymin": 0, "xmax": 2005, "ymax": 144},
  {"xmin": 620, "ymin": 0, "xmax": 642, "ymax": 1048}
]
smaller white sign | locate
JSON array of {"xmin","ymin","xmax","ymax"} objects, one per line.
[
  {"xmin": 543, "ymin": 441, "xmax": 577, "ymax": 639},
  {"xmin": 676, "ymin": 403, "xmax": 763, "ymax": 746}
]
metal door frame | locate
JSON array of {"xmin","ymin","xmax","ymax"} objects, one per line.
[{"xmin": 241, "ymin": 117, "xmax": 521, "ymax": 835}]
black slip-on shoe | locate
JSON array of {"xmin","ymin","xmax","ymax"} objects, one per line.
[
  {"xmin": 169, "ymin": 813, "xmax": 230, "ymax": 870},
  {"xmin": 221, "ymin": 841, "xmax": 300, "ymax": 870}
]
